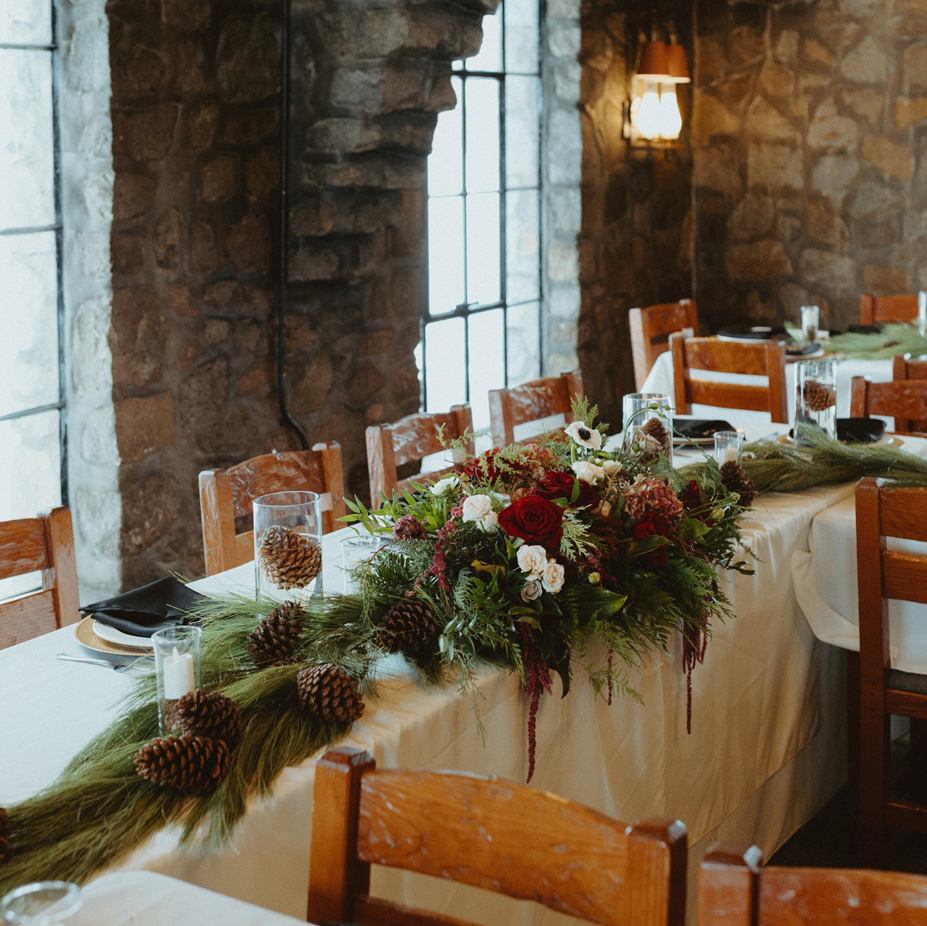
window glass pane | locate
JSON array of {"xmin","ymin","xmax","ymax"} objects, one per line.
[
  {"xmin": 506, "ymin": 190, "xmax": 539, "ymax": 303},
  {"xmin": 465, "ymin": 78, "xmax": 500, "ymax": 195},
  {"xmin": 468, "ymin": 309, "xmax": 505, "ymax": 432},
  {"xmin": 0, "ymin": 49, "xmax": 55, "ymax": 229},
  {"xmin": 505, "ymin": 75, "xmax": 539, "ymax": 189},
  {"xmin": 428, "ymin": 77, "xmax": 463, "ymax": 197},
  {"xmin": 0, "ymin": 409, "xmax": 61, "ymax": 522},
  {"xmin": 503, "ymin": 0, "xmax": 539, "ymax": 74},
  {"xmin": 424, "ymin": 317, "xmax": 466, "ymax": 413},
  {"xmin": 428, "ymin": 196, "xmax": 465, "ymax": 315},
  {"xmin": 506, "ymin": 301, "xmax": 540, "ymax": 386},
  {"xmin": 467, "ymin": 193, "xmax": 500, "ymax": 307},
  {"xmin": 0, "ymin": 0, "xmax": 51, "ymax": 45},
  {"xmin": 0, "ymin": 231, "xmax": 59, "ymax": 417},
  {"xmin": 468, "ymin": 6, "xmax": 502, "ymax": 72}
]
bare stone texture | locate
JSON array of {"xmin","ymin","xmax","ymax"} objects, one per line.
[
  {"xmin": 864, "ymin": 265, "xmax": 912, "ymax": 292},
  {"xmin": 840, "ymin": 36, "xmax": 888, "ymax": 85},
  {"xmin": 895, "ymin": 97, "xmax": 927, "ymax": 128},
  {"xmin": 862, "ymin": 135, "xmax": 914, "ymax": 181},
  {"xmin": 748, "ymin": 142, "xmax": 803, "ymax": 190},
  {"xmin": 115, "ymin": 393, "xmax": 176, "ymax": 463},
  {"xmin": 726, "ymin": 240, "xmax": 793, "ymax": 281},
  {"xmin": 808, "ymin": 99, "xmax": 860, "ymax": 150},
  {"xmin": 692, "ymin": 91, "xmax": 739, "ymax": 141}
]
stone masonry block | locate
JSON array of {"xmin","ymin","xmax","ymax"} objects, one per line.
[
  {"xmin": 115, "ymin": 393, "xmax": 176, "ymax": 463},
  {"xmin": 112, "ymin": 104, "xmax": 179, "ymax": 160}
]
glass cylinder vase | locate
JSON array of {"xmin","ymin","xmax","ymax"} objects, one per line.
[
  {"xmin": 622, "ymin": 393, "xmax": 673, "ymax": 455},
  {"xmin": 153, "ymin": 625, "xmax": 202, "ymax": 735},
  {"xmin": 0, "ymin": 882, "xmax": 82, "ymax": 926},
  {"xmin": 341, "ymin": 533, "xmax": 388, "ymax": 594},
  {"xmin": 795, "ymin": 358, "xmax": 838, "ymax": 443},
  {"xmin": 713, "ymin": 431, "xmax": 744, "ymax": 467},
  {"xmin": 254, "ymin": 491, "xmax": 323, "ymax": 604},
  {"xmin": 800, "ymin": 305, "xmax": 820, "ymax": 342}
]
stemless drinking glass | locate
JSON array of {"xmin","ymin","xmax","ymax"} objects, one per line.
[
  {"xmin": 0, "ymin": 882, "xmax": 82, "ymax": 925},
  {"xmin": 622, "ymin": 393, "xmax": 673, "ymax": 455},
  {"xmin": 919, "ymin": 291, "xmax": 927, "ymax": 337},
  {"xmin": 254, "ymin": 491, "xmax": 323, "ymax": 603},
  {"xmin": 153, "ymin": 624, "xmax": 202, "ymax": 735},
  {"xmin": 713, "ymin": 431, "xmax": 744, "ymax": 467},
  {"xmin": 795, "ymin": 358, "xmax": 838, "ymax": 443},
  {"xmin": 340, "ymin": 533, "xmax": 388, "ymax": 594},
  {"xmin": 800, "ymin": 305, "xmax": 820, "ymax": 342}
]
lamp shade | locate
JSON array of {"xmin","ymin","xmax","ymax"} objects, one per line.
[
  {"xmin": 637, "ymin": 40, "xmax": 670, "ymax": 79},
  {"xmin": 665, "ymin": 43, "xmax": 690, "ymax": 83}
]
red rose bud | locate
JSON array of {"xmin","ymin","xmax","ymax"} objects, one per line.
[
  {"xmin": 498, "ymin": 495, "xmax": 564, "ymax": 552},
  {"xmin": 534, "ymin": 470, "xmax": 600, "ymax": 510}
]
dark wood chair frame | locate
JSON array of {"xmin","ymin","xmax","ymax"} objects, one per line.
[
  {"xmin": 488, "ymin": 370, "xmax": 584, "ymax": 447},
  {"xmin": 860, "ymin": 293, "xmax": 919, "ymax": 326},
  {"xmin": 629, "ymin": 300, "xmax": 699, "ymax": 391},
  {"xmin": 849, "ymin": 374, "xmax": 927, "ymax": 436}
]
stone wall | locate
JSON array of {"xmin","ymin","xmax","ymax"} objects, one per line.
[
  {"xmin": 693, "ymin": 0, "xmax": 927, "ymax": 333},
  {"xmin": 578, "ymin": 0, "xmax": 694, "ymax": 426}
]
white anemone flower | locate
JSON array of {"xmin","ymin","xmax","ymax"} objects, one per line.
[{"xmin": 565, "ymin": 421, "xmax": 602, "ymax": 450}]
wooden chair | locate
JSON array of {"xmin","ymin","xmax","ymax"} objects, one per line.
[
  {"xmin": 850, "ymin": 375, "xmax": 927, "ymax": 435},
  {"xmin": 488, "ymin": 371, "xmax": 584, "ymax": 446},
  {"xmin": 199, "ymin": 444, "xmax": 346, "ymax": 576},
  {"xmin": 860, "ymin": 293, "xmax": 918, "ymax": 326},
  {"xmin": 891, "ymin": 354, "xmax": 927, "ymax": 432},
  {"xmin": 366, "ymin": 405, "xmax": 473, "ymax": 508},
  {"xmin": 698, "ymin": 843, "xmax": 927, "ymax": 926},
  {"xmin": 669, "ymin": 334, "xmax": 788, "ymax": 423},
  {"xmin": 0, "ymin": 507, "xmax": 80, "ymax": 649},
  {"xmin": 854, "ymin": 477, "xmax": 927, "ymax": 866},
  {"xmin": 630, "ymin": 300, "xmax": 699, "ymax": 390},
  {"xmin": 307, "ymin": 747, "xmax": 688, "ymax": 926}
]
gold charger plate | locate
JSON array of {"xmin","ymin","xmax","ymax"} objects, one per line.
[{"xmin": 73, "ymin": 616, "xmax": 150, "ymax": 657}]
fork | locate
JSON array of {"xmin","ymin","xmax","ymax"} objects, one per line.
[{"xmin": 56, "ymin": 653, "xmax": 143, "ymax": 671}]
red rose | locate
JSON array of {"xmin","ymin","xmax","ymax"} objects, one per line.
[
  {"xmin": 633, "ymin": 514, "xmax": 672, "ymax": 566},
  {"xmin": 463, "ymin": 449, "xmax": 503, "ymax": 482},
  {"xmin": 534, "ymin": 470, "xmax": 600, "ymax": 510},
  {"xmin": 498, "ymin": 495, "xmax": 564, "ymax": 551}
]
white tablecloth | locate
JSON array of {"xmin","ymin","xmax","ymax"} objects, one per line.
[
  {"xmin": 81, "ymin": 872, "xmax": 307, "ymax": 925},
  {"xmin": 0, "ymin": 445, "xmax": 849, "ymax": 925},
  {"xmin": 641, "ymin": 350, "xmax": 893, "ymax": 425}
]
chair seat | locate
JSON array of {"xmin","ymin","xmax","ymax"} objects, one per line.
[{"xmin": 888, "ymin": 669, "xmax": 927, "ymax": 695}]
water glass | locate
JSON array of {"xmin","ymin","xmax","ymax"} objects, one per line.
[
  {"xmin": 713, "ymin": 431, "xmax": 744, "ymax": 467},
  {"xmin": 153, "ymin": 624, "xmax": 202, "ymax": 735},
  {"xmin": 795, "ymin": 358, "xmax": 838, "ymax": 443},
  {"xmin": 919, "ymin": 291, "xmax": 927, "ymax": 337},
  {"xmin": 341, "ymin": 533, "xmax": 388, "ymax": 593},
  {"xmin": 800, "ymin": 305, "xmax": 820, "ymax": 342},
  {"xmin": 254, "ymin": 491, "xmax": 323, "ymax": 603},
  {"xmin": 622, "ymin": 393, "xmax": 673, "ymax": 455},
  {"xmin": 1, "ymin": 882, "xmax": 82, "ymax": 925}
]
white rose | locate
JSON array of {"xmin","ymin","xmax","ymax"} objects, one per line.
[
  {"xmin": 602, "ymin": 459, "xmax": 623, "ymax": 475},
  {"xmin": 521, "ymin": 580, "xmax": 542, "ymax": 603},
  {"xmin": 516, "ymin": 544, "xmax": 548, "ymax": 577},
  {"xmin": 430, "ymin": 475, "xmax": 459, "ymax": 495},
  {"xmin": 572, "ymin": 460, "xmax": 606, "ymax": 484},
  {"xmin": 565, "ymin": 421, "xmax": 603, "ymax": 450},
  {"xmin": 541, "ymin": 561, "xmax": 565, "ymax": 594},
  {"xmin": 480, "ymin": 510, "xmax": 500, "ymax": 533},
  {"xmin": 462, "ymin": 494, "xmax": 493, "ymax": 522}
]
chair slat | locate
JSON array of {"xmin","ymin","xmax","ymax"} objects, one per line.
[
  {"xmin": 353, "ymin": 896, "xmax": 472, "ymax": 926},
  {"xmin": 882, "ymin": 551, "xmax": 927, "ymax": 604},
  {"xmin": 860, "ymin": 293, "xmax": 918, "ymax": 326},
  {"xmin": 489, "ymin": 371, "xmax": 583, "ymax": 446},
  {"xmin": 850, "ymin": 378, "xmax": 927, "ymax": 431},
  {"xmin": 879, "ymin": 487, "xmax": 927, "ymax": 542},
  {"xmin": 687, "ymin": 381, "xmax": 771, "ymax": 414},
  {"xmin": 0, "ymin": 589, "xmax": 58, "ymax": 649},
  {"xmin": 227, "ymin": 451, "xmax": 327, "ymax": 518},
  {"xmin": 383, "ymin": 412, "xmax": 456, "ymax": 467},
  {"xmin": 630, "ymin": 301, "xmax": 698, "ymax": 390},
  {"xmin": 0, "ymin": 518, "xmax": 49, "ymax": 581}
]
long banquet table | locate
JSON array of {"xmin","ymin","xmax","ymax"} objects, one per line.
[{"xmin": 1, "ymin": 418, "xmax": 867, "ymax": 924}]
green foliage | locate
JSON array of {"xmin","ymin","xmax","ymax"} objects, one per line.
[{"xmin": 826, "ymin": 324, "xmax": 927, "ymax": 361}]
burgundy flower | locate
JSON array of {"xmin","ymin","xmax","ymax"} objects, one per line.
[
  {"xmin": 498, "ymin": 495, "xmax": 564, "ymax": 552},
  {"xmin": 680, "ymin": 480, "xmax": 702, "ymax": 510},
  {"xmin": 632, "ymin": 513, "xmax": 673, "ymax": 566},
  {"xmin": 394, "ymin": 515, "xmax": 427, "ymax": 540},
  {"xmin": 534, "ymin": 470, "xmax": 600, "ymax": 510},
  {"xmin": 462, "ymin": 449, "xmax": 503, "ymax": 482}
]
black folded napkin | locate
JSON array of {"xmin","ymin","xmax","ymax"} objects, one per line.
[
  {"xmin": 80, "ymin": 577, "xmax": 207, "ymax": 638},
  {"xmin": 847, "ymin": 324, "xmax": 884, "ymax": 335},
  {"xmin": 673, "ymin": 418, "xmax": 734, "ymax": 441},
  {"xmin": 786, "ymin": 341, "xmax": 821, "ymax": 357},
  {"xmin": 716, "ymin": 326, "xmax": 788, "ymax": 340},
  {"xmin": 837, "ymin": 417, "xmax": 886, "ymax": 444}
]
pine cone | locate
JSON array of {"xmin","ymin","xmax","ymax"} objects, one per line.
[
  {"xmin": 174, "ymin": 689, "xmax": 243, "ymax": 752},
  {"xmin": 720, "ymin": 461, "xmax": 756, "ymax": 507},
  {"xmin": 641, "ymin": 416, "xmax": 672, "ymax": 453},
  {"xmin": 135, "ymin": 735, "xmax": 230, "ymax": 796},
  {"xmin": 297, "ymin": 664, "xmax": 364, "ymax": 723},
  {"xmin": 803, "ymin": 379, "xmax": 837, "ymax": 413},
  {"xmin": 247, "ymin": 600, "xmax": 306, "ymax": 667},
  {"xmin": 0, "ymin": 807, "xmax": 10, "ymax": 866},
  {"xmin": 258, "ymin": 526, "xmax": 322, "ymax": 590},
  {"xmin": 376, "ymin": 598, "xmax": 439, "ymax": 656}
]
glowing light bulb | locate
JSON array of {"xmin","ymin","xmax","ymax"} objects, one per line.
[
  {"xmin": 634, "ymin": 82, "xmax": 663, "ymax": 140},
  {"xmin": 656, "ymin": 86, "xmax": 682, "ymax": 139}
]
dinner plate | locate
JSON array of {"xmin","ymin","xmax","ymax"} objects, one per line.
[
  {"xmin": 73, "ymin": 616, "xmax": 150, "ymax": 657},
  {"xmin": 91, "ymin": 619, "xmax": 155, "ymax": 650}
]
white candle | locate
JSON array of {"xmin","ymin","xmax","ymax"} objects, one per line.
[
  {"xmin": 723, "ymin": 446, "xmax": 740, "ymax": 464},
  {"xmin": 163, "ymin": 646, "xmax": 196, "ymax": 699}
]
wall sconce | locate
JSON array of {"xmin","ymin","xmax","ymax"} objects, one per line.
[{"xmin": 625, "ymin": 39, "xmax": 690, "ymax": 149}]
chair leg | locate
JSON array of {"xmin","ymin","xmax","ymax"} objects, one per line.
[
  {"xmin": 846, "ymin": 651, "xmax": 860, "ymax": 845},
  {"xmin": 858, "ymin": 688, "xmax": 888, "ymax": 868}
]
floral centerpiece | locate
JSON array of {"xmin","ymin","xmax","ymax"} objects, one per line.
[{"xmin": 345, "ymin": 399, "xmax": 754, "ymax": 777}]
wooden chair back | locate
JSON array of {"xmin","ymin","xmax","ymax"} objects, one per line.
[
  {"xmin": 488, "ymin": 371, "xmax": 584, "ymax": 446},
  {"xmin": 366, "ymin": 405, "xmax": 474, "ymax": 508},
  {"xmin": 849, "ymin": 375, "xmax": 927, "ymax": 435},
  {"xmin": 669, "ymin": 334, "xmax": 788, "ymax": 423},
  {"xmin": 630, "ymin": 300, "xmax": 699, "ymax": 390},
  {"xmin": 699, "ymin": 844, "xmax": 927, "ymax": 926},
  {"xmin": 860, "ymin": 293, "xmax": 918, "ymax": 326},
  {"xmin": 307, "ymin": 747, "xmax": 687, "ymax": 926},
  {"xmin": 891, "ymin": 354, "xmax": 927, "ymax": 432},
  {"xmin": 855, "ymin": 477, "xmax": 927, "ymax": 863},
  {"xmin": 198, "ymin": 444, "xmax": 346, "ymax": 576},
  {"xmin": 0, "ymin": 507, "xmax": 80, "ymax": 649}
]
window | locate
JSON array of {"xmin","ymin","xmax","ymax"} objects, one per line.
[
  {"xmin": 419, "ymin": 0, "xmax": 542, "ymax": 433},
  {"xmin": 0, "ymin": 1, "xmax": 65, "ymax": 590}
]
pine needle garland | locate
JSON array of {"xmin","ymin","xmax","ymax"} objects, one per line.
[{"xmin": 826, "ymin": 324, "xmax": 927, "ymax": 360}]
